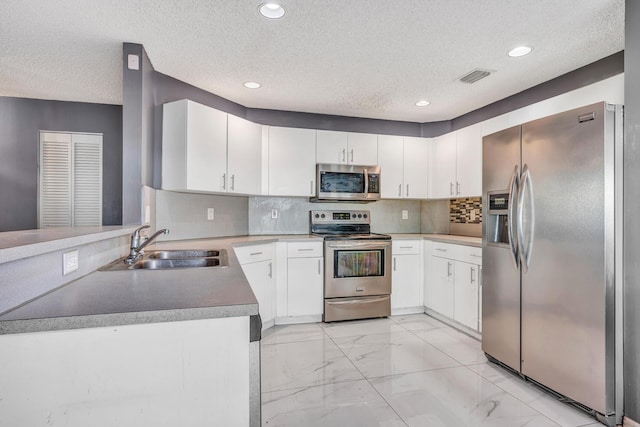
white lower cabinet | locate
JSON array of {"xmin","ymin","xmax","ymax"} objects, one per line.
[
  {"xmin": 235, "ymin": 244, "xmax": 275, "ymax": 329},
  {"xmin": 275, "ymin": 241, "xmax": 324, "ymax": 324},
  {"xmin": 287, "ymin": 257, "xmax": 323, "ymax": 317},
  {"xmin": 453, "ymin": 261, "xmax": 479, "ymax": 330},
  {"xmin": 425, "ymin": 241, "xmax": 482, "ymax": 332},
  {"xmin": 391, "ymin": 240, "xmax": 423, "ymax": 314},
  {"xmin": 429, "ymin": 255, "xmax": 455, "ymax": 318}
]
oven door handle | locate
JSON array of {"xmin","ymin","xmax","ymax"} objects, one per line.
[
  {"xmin": 325, "ymin": 241, "xmax": 391, "ymax": 249},
  {"xmin": 326, "ymin": 296, "xmax": 389, "ymax": 305}
]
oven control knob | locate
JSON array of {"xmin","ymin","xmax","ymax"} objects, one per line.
[
  {"xmin": 363, "ymin": 214, "xmax": 368, "ymax": 218},
  {"xmin": 314, "ymin": 213, "xmax": 319, "ymax": 218},
  {"xmin": 358, "ymin": 214, "xmax": 362, "ymax": 218},
  {"xmin": 321, "ymin": 213, "xmax": 326, "ymax": 218}
]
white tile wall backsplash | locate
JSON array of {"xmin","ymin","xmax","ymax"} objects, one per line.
[{"xmin": 248, "ymin": 197, "xmax": 422, "ymax": 235}]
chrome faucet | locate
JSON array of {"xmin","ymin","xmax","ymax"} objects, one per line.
[{"xmin": 125, "ymin": 225, "xmax": 170, "ymax": 265}]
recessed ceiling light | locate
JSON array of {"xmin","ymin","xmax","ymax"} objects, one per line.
[
  {"xmin": 415, "ymin": 100, "xmax": 431, "ymax": 107},
  {"xmin": 259, "ymin": 3, "xmax": 285, "ymax": 19},
  {"xmin": 244, "ymin": 81, "xmax": 261, "ymax": 89},
  {"xmin": 508, "ymin": 46, "xmax": 533, "ymax": 57}
]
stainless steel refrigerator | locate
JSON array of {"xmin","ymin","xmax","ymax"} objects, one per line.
[{"xmin": 481, "ymin": 102, "xmax": 623, "ymax": 426}]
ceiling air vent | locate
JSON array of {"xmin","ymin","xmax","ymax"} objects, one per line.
[{"xmin": 459, "ymin": 68, "xmax": 492, "ymax": 84}]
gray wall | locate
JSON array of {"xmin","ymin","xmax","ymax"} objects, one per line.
[
  {"xmin": 624, "ymin": 0, "xmax": 640, "ymax": 421},
  {"xmin": 0, "ymin": 97, "xmax": 122, "ymax": 231}
]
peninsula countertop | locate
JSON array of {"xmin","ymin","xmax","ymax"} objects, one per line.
[{"xmin": 0, "ymin": 233, "xmax": 479, "ymax": 334}]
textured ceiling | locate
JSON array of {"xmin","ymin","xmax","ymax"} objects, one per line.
[{"xmin": 0, "ymin": 0, "xmax": 624, "ymax": 122}]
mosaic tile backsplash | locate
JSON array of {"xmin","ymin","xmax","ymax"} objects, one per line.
[{"xmin": 450, "ymin": 197, "xmax": 482, "ymax": 224}]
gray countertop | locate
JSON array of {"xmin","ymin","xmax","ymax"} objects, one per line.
[
  {"xmin": 0, "ymin": 233, "xmax": 475, "ymax": 334},
  {"xmin": 389, "ymin": 233, "xmax": 482, "ymax": 247}
]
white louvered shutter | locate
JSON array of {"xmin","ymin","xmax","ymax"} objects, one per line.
[
  {"xmin": 72, "ymin": 134, "xmax": 102, "ymax": 226},
  {"xmin": 38, "ymin": 132, "xmax": 103, "ymax": 228},
  {"xmin": 39, "ymin": 132, "xmax": 72, "ymax": 228}
]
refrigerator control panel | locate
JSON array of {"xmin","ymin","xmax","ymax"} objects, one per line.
[{"xmin": 488, "ymin": 192, "xmax": 509, "ymax": 213}]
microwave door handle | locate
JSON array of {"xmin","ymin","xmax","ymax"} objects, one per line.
[{"xmin": 363, "ymin": 168, "xmax": 369, "ymax": 198}]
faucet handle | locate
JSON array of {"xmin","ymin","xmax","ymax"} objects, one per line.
[{"xmin": 134, "ymin": 224, "xmax": 151, "ymax": 236}]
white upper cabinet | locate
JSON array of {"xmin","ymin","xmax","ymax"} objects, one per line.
[
  {"xmin": 347, "ymin": 132, "xmax": 378, "ymax": 165},
  {"xmin": 268, "ymin": 126, "xmax": 317, "ymax": 197},
  {"xmin": 378, "ymin": 135, "xmax": 429, "ymax": 199},
  {"xmin": 429, "ymin": 124, "xmax": 481, "ymax": 199},
  {"xmin": 429, "ymin": 132, "xmax": 457, "ymax": 199},
  {"xmin": 316, "ymin": 130, "xmax": 378, "ymax": 165},
  {"xmin": 403, "ymin": 136, "xmax": 429, "ymax": 199},
  {"xmin": 162, "ymin": 99, "xmax": 227, "ymax": 193},
  {"xmin": 227, "ymin": 114, "xmax": 262, "ymax": 195},
  {"xmin": 455, "ymin": 123, "xmax": 482, "ymax": 198}
]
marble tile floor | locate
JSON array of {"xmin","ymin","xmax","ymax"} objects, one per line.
[{"xmin": 261, "ymin": 314, "xmax": 602, "ymax": 427}]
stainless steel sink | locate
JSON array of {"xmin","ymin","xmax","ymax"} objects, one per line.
[
  {"xmin": 147, "ymin": 249, "xmax": 220, "ymax": 259},
  {"xmin": 99, "ymin": 249, "xmax": 228, "ymax": 271}
]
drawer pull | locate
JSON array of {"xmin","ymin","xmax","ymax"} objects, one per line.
[
  {"xmin": 297, "ymin": 248, "xmax": 314, "ymax": 251},
  {"xmin": 399, "ymin": 246, "xmax": 413, "ymax": 249},
  {"xmin": 250, "ymin": 252, "xmax": 263, "ymax": 256},
  {"xmin": 470, "ymin": 254, "xmax": 482, "ymax": 257},
  {"xmin": 435, "ymin": 248, "xmax": 447, "ymax": 252}
]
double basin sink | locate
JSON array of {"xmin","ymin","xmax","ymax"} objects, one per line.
[{"xmin": 100, "ymin": 249, "xmax": 228, "ymax": 271}]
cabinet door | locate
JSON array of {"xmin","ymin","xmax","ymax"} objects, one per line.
[
  {"xmin": 348, "ymin": 133, "xmax": 378, "ymax": 165},
  {"xmin": 430, "ymin": 256, "xmax": 455, "ymax": 318},
  {"xmin": 391, "ymin": 254, "xmax": 422, "ymax": 310},
  {"xmin": 454, "ymin": 261, "xmax": 479, "ymax": 330},
  {"xmin": 287, "ymin": 257, "xmax": 324, "ymax": 316},
  {"xmin": 227, "ymin": 114, "xmax": 262, "ymax": 195},
  {"xmin": 403, "ymin": 137, "xmax": 429, "ymax": 199},
  {"xmin": 241, "ymin": 260, "xmax": 274, "ymax": 327},
  {"xmin": 429, "ymin": 133, "xmax": 456, "ymax": 199},
  {"xmin": 268, "ymin": 126, "xmax": 316, "ymax": 196},
  {"xmin": 377, "ymin": 135, "xmax": 404, "ymax": 198},
  {"xmin": 186, "ymin": 101, "xmax": 228, "ymax": 192},
  {"xmin": 316, "ymin": 130, "xmax": 348, "ymax": 164},
  {"xmin": 455, "ymin": 124, "xmax": 482, "ymax": 197}
]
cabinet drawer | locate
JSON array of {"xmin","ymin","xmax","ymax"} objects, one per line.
[
  {"xmin": 392, "ymin": 240, "xmax": 421, "ymax": 255},
  {"xmin": 461, "ymin": 246, "xmax": 482, "ymax": 264},
  {"xmin": 431, "ymin": 242, "xmax": 462, "ymax": 259},
  {"xmin": 287, "ymin": 241, "xmax": 323, "ymax": 258},
  {"xmin": 234, "ymin": 243, "xmax": 274, "ymax": 264}
]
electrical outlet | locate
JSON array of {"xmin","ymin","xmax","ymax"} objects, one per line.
[
  {"xmin": 63, "ymin": 250, "xmax": 79, "ymax": 275},
  {"xmin": 271, "ymin": 209, "xmax": 278, "ymax": 219},
  {"xmin": 470, "ymin": 209, "xmax": 476, "ymax": 221},
  {"xmin": 127, "ymin": 54, "xmax": 140, "ymax": 70},
  {"xmin": 402, "ymin": 210, "xmax": 408, "ymax": 220},
  {"xmin": 145, "ymin": 205, "xmax": 151, "ymax": 223},
  {"xmin": 207, "ymin": 207, "xmax": 215, "ymax": 220}
]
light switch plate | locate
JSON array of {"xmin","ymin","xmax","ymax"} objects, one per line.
[
  {"xmin": 271, "ymin": 209, "xmax": 278, "ymax": 219},
  {"xmin": 127, "ymin": 54, "xmax": 140, "ymax": 70},
  {"xmin": 207, "ymin": 208, "xmax": 215, "ymax": 220},
  {"xmin": 402, "ymin": 210, "xmax": 408, "ymax": 220},
  {"xmin": 63, "ymin": 250, "xmax": 79, "ymax": 275}
]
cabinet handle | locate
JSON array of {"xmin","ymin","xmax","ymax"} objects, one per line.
[
  {"xmin": 393, "ymin": 257, "xmax": 397, "ymax": 271},
  {"xmin": 470, "ymin": 254, "xmax": 482, "ymax": 258},
  {"xmin": 231, "ymin": 174, "xmax": 235, "ymax": 191},
  {"xmin": 250, "ymin": 252, "xmax": 263, "ymax": 256},
  {"xmin": 310, "ymin": 180, "xmax": 314, "ymax": 195},
  {"xmin": 350, "ymin": 149, "xmax": 354, "ymax": 163},
  {"xmin": 406, "ymin": 184, "xmax": 409, "ymax": 197},
  {"xmin": 297, "ymin": 248, "xmax": 314, "ymax": 252},
  {"xmin": 398, "ymin": 184, "xmax": 402, "ymax": 197},
  {"xmin": 222, "ymin": 173, "xmax": 226, "ymax": 190},
  {"xmin": 342, "ymin": 148, "xmax": 346, "ymax": 162},
  {"xmin": 318, "ymin": 259, "xmax": 321, "ymax": 275},
  {"xmin": 400, "ymin": 246, "xmax": 412, "ymax": 249},
  {"xmin": 471, "ymin": 266, "xmax": 475, "ymax": 283},
  {"xmin": 268, "ymin": 262, "xmax": 273, "ymax": 278},
  {"xmin": 456, "ymin": 181, "xmax": 460, "ymax": 195},
  {"xmin": 447, "ymin": 261, "xmax": 452, "ymax": 277},
  {"xmin": 450, "ymin": 182, "xmax": 454, "ymax": 195},
  {"xmin": 435, "ymin": 248, "xmax": 447, "ymax": 252}
]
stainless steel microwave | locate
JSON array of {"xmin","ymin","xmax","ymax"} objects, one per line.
[{"xmin": 311, "ymin": 163, "xmax": 381, "ymax": 202}]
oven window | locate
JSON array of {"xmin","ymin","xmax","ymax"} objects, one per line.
[
  {"xmin": 320, "ymin": 172, "xmax": 365, "ymax": 194},
  {"xmin": 334, "ymin": 249, "xmax": 384, "ymax": 278}
]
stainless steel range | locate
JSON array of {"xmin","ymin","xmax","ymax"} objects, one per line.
[{"xmin": 310, "ymin": 210, "xmax": 391, "ymax": 322}]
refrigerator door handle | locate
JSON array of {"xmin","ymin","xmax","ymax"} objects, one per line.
[
  {"xmin": 517, "ymin": 164, "xmax": 534, "ymax": 273},
  {"xmin": 507, "ymin": 164, "xmax": 520, "ymax": 271}
]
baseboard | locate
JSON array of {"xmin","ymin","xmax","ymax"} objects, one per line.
[
  {"xmin": 424, "ymin": 307, "xmax": 482, "ymax": 341},
  {"xmin": 391, "ymin": 306, "xmax": 425, "ymax": 316},
  {"xmin": 624, "ymin": 416, "xmax": 640, "ymax": 427},
  {"xmin": 275, "ymin": 315, "xmax": 322, "ymax": 325}
]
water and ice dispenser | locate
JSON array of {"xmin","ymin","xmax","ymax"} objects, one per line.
[{"xmin": 486, "ymin": 191, "xmax": 510, "ymax": 245}]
